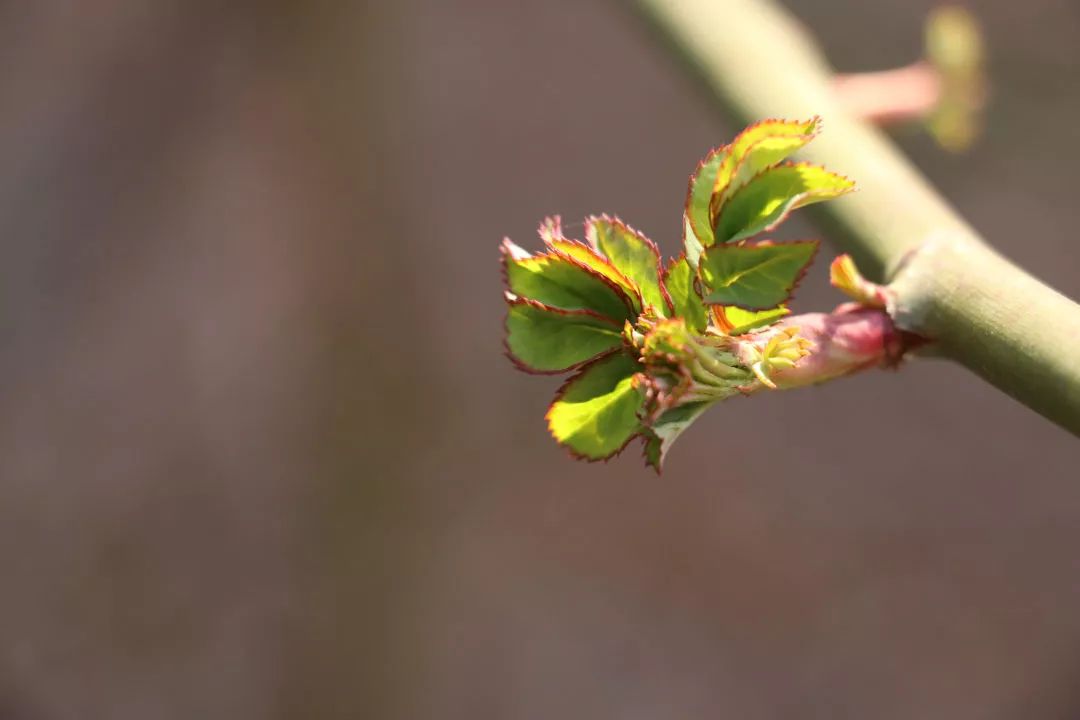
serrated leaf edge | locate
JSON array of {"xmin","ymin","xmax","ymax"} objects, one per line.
[
  {"xmin": 727, "ymin": 115, "xmax": 823, "ymax": 142},
  {"xmin": 641, "ymin": 431, "xmax": 664, "ymax": 475},
  {"xmin": 683, "ymin": 147, "xmax": 726, "ymax": 250},
  {"xmin": 714, "ymin": 117, "xmax": 820, "ymax": 186},
  {"xmin": 709, "ymin": 119, "xmax": 822, "ymax": 224}
]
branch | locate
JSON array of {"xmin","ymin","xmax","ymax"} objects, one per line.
[{"xmin": 630, "ymin": 0, "xmax": 1080, "ymax": 436}]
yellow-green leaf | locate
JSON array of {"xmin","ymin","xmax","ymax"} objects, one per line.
[
  {"xmin": 714, "ymin": 163, "xmax": 855, "ymax": 244},
  {"xmin": 709, "ymin": 118, "xmax": 819, "ymax": 220},
  {"xmin": 662, "ymin": 256, "xmax": 708, "ymax": 334},
  {"xmin": 501, "ymin": 239, "xmax": 635, "ymax": 321},
  {"xmin": 587, "ymin": 216, "xmax": 669, "ymax": 316},
  {"xmin": 546, "ymin": 352, "xmax": 644, "ymax": 460},
  {"xmin": 545, "ymin": 237, "xmax": 643, "ymax": 314},
  {"xmin": 683, "ymin": 148, "xmax": 725, "ymax": 264},
  {"xmin": 715, "ymin": 305, "xmax": 791, "ymax": 335}
]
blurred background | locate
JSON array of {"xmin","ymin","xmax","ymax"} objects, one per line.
[{"xmin": 0, "ymin": 1, "xmax": 1077, "ymax": 718}]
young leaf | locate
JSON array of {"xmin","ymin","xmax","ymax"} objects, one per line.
[
  {"xmin": 714, "ymin": 163, "xmax": 855, "ymax": 244},
  {"xmin": 683, "ymin": 216, "xmax": 706, "ymax": 269},
  {"xmin": 545, "ymin": 236, "xmax": 643, "ymax": 314},
  {"xmin": 699, "ymin": 240, "xmax": 818, "ymax": 310},
  {"xmin": 642, "ymin": 401, "xmax": 712, "ymax": 473},
  {"xmin": 586, "ymin": 215, "xmax": 670, "ymax": 316},
  {"xmin": 538, "ymin": 215, "xmax": 641, "ymax": 304},
  {"xmin": 641, "ymin": 317, "xmax": 695, "ymax": 361},
  {"xmin": 662, "ymin": 256, "xmax": 709, "ymax": 334},
  {"xmin": 829, "ymin": 254, "xmax": 889, "ymax": 309},
  {"xmin": 709, "ymin": 118, "xmax": 819, "ymax": 220},
  {"xmin": 501, "ymin": 239, "xmax": 635, "ymax": 321},
  {"xmin": 713, "ymin": 305, "xmax": 791, "ymax": 335},
  {"xmin": 683, "ymin": 148, "xmax": 726, "ymax": 262},
  {"xmin": 504, "ymin": 297, "xmax": 624, "ymax": 373},
  {"xmin": 546, "ymin": 352, "xmax": 645, "ymax": 460}
]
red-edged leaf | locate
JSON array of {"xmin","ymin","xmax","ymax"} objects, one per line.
[
  {"xmin": 683, "ymin": 147, "xmax": 725, "ymax": 266},
  {"xmin": 545, "ymin": 236, "xmax": 644, "ymax": 314},
  {"xmin": 586, "ymin": 215, "xmax": 670, "ymax": 316},
  {"xmin": 534, "ymin": 217, "xmax": 643, "ymax": 311},
  {"xmin": 708, "ymin": 117, "xmax": 820, "ymax": 224},
  {"xmin": 699, "ymin": 240, "xmax": 819, "ymax": 311},
  {"xmin": 662, "ymin": 255, "xmax": 708, "ymax": 334},
  {"xmin": 504, "ymin": 296, "xmax": 624, "ymax": 374},
  {"xmin": 501, "ymin": 238, "xmax": 635, "ymax": 321},
  {"xmin": 546, "ymin": 351, "xmax": 644, "ymax": 461},
  {"xmin": 714, "ymin": 162, "xmax": 855, "ymax": 244}
]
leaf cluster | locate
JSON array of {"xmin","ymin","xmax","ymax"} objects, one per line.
[{"xmin": 502, "ymin": 118, "xmax": 854, "ymax": 470}]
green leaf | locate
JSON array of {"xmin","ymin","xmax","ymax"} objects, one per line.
[
  {"xmin": 501, "ymin": 239, "xmax": 635, "ymax": 321},
  {"xmin": 504, "ymin": 298, "xmax": 624, "ymax": 374},
  {"xmin": 714, "ymin": 163, "xmax": 855, "ymax": 244},
  {"xmin": 683, "ymin": 216, "xmax": 706, "ymax": 270},
  {"xmin": 536, "ymin": 217, "xmax": 642, "ymax": 311},
  {"xmin": 642, "ymin": 401, "xmax": 712, "ymax": 473},
  {"xmin": 545, "ymin": 236, "xmax": 643, "ymax": 314},
  {"xmin": 683, "ymin": 148, "xmax": 725, "ymax": 264},
  {"xmin": 699, "ymin": 241, "xmax": 818, "ymax": 310},
  {"xmin": 661, "ymin": 256, "xmax": 708, "ymax": 334},
  {"xmin": 718, "ymin": 305, "xmax": 791, "ymax": 335},
  {"xmin": 709, "ymin": 117, "xmax": 820, "ymax": 221},
  {"xmin": 546, "ymin": 352, "xmax": 644, "ymax": 460},
  {"xmin": 586, "ymin": 216, "xmax": 670, "ymax": 316}
]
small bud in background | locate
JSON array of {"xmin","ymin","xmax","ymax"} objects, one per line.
[
  {"xmin": 829, "ymin": 254, "xmax": 891, "ymax": 310},
  {"xmin": 925, "ymin": 6, "xmax": 987, "ymax": 152},
  {"xmin": 832, "ymin": 5, "xmax": 987, "ymax": 152}
]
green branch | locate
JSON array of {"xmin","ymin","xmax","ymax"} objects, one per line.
[{"xmin": 631, "ymin": 0, "xmax": 1080, "ymax": 436}]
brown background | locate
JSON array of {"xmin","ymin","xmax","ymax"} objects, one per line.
[{"xmin": 0, "ymin": 1, "xmax": 1077, "ymax": 718}]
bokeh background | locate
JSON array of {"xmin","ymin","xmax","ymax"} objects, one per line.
[{"xmin": 0, "ymin": 1, "xmax": 1077, "ymax": 718}]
